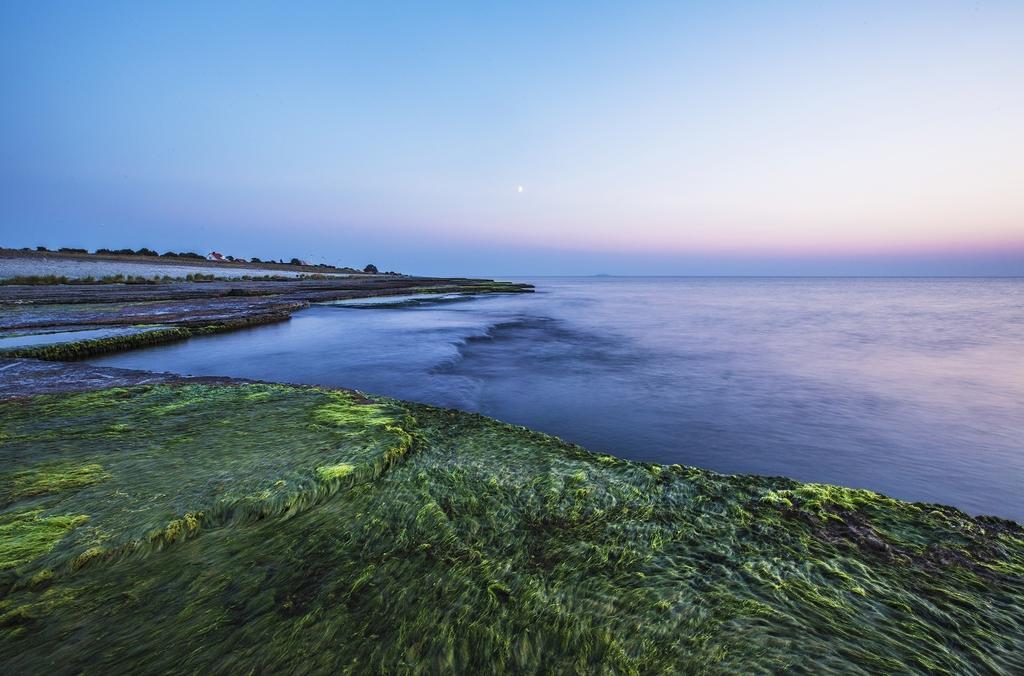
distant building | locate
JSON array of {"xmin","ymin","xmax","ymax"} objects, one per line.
[
  {"xmin": 234, "ymin": 258, "xmax": 248, "ymax": 264},
  {"xmin": 207, "ymin": 251, "xmax": 225, "ymax": 262}
]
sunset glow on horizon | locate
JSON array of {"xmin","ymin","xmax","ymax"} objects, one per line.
[{"xmin": 2, "ymin": 1, "xmax": 1022, "ymax": 275}]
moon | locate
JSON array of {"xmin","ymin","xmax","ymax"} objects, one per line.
[{"xmin": 517, "ymin": 185, "xmax": 524, "ymax": 193}]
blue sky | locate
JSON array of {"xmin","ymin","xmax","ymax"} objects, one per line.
[{"xmin": 1, "ymin": 1, "xmax": 1022, "ymax": 275}]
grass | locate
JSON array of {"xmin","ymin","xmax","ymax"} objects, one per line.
[
  {"xmin": 0, "ymin": 273, "xmax": 239, "ymax": 285},
  {"xmin": 0, "ymin": 274, "xmax": 172, "ymax": 286},
  {"xmin": 0, "ymin": 273, "xmax": 355, "ymax": 286},
  {"xmin": 0, "ymin": 383, "xmax": 1021, "ymax": 673}
]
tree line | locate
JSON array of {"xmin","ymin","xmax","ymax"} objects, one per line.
[{"xmin": 24, "ymin": 246, "xmax": 387, "ymax": 274}]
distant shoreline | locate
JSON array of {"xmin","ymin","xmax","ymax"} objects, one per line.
[
  {"xmin": 0, "ymin": 247, "xmax": 368, "ymax": 277},
  {"xmin": 0, "ymin": 266, "xmax": 533, "ymax": 360}
]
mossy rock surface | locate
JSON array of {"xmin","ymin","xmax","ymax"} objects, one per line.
[{"xmin": 0, "ymin": 383, "xmax": 1021, "ymax": 673}]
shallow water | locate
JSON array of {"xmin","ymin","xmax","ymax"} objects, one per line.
[
  {"xmin": 317, "ymin": 292, "xmax": 467, "ymax": 307},
  {"xmin": 89, "ymin": 277, "xmax": 1024, "ymax": 519},
  {"xmin": 0, "ymin": 326, "xmax": 154, "ymax": 348}
]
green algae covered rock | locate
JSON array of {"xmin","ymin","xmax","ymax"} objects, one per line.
[{"xmin": 0, "ymin": 383, "xmax": 1021, "ymax": 673}]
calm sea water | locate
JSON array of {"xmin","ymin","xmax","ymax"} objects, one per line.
[{"xmin": 89, "ymin": 278, "xmax": 1024, "ymax": 520}]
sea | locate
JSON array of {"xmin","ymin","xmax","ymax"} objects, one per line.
[{"xmin": 88, "ymin": 277, "xmax": 1024, "ymax": 520}]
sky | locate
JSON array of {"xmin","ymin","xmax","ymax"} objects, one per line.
[{"xmin": 1, "ymin": 1, "xmax": 1022, "ymax": 276}]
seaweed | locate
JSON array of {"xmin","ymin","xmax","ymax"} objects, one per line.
[
  {"xmin": 0, "ymin": 383, "xmax": 1020, "ymax": 673},
  {"xmin": 2, "ymin": 462, "xmax": 110, "ymax": 504},
  {"xmin": 0, "ymin": 328, "xmax": 192, "ymax": 360},
  {"xmin": 0, "ymin": 311, "xmax": 295, "ymax": 361},
  {"xmin": 0, "ymin": 511, "xmax": 89, "ymax": 570}
]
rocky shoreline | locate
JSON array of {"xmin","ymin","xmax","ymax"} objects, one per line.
[
  {"xmin": 0, "ymin": 362, "xmax": 1021, "ymax": 672},
  {"xmin": 0, "ymin": 275, "xmax": 1021, "ymax": 673},
  {"xmin": 0, "ymin": 273, "xmax": 532, "ymax": 360}
]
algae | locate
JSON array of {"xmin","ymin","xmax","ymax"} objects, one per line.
[
  {"xmin": 0, "ymin": 312, "xmax": 294, "ymax": 361},
  {"xmin": 0, "ymin": 384, "xmax": 412, "ymax": 566},
  {"xmin": 2, "ymin": 462, "xmax": 109, "ymax": 505},
  {"xmin": 0, "ymin": 327, "xmax": 192, "ymax": 360},
  {"xmin": 315, "ymin": 463, "xmax": 356, "ymax": 481},
  {"xmin": 0, "ymin": 383, "xmax": 1021, "ymax": 673},
  {"xmin": 0, "ymin": 510, "xmax": 88, "ymax": 570}
]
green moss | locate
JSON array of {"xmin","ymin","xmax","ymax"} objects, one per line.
[{"xmin": 0, "ymin": 510, "xmax": 88, "ymax": 569}]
